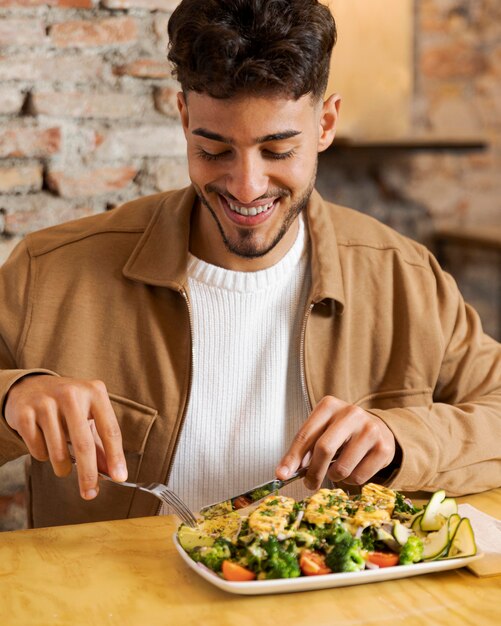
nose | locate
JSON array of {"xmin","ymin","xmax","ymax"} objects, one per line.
[{"xmin": 225, "ymin": 153, "xmax": 269, "ymax": 204}]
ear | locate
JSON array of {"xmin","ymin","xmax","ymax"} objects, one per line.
[
  {"xmin": 317, "ymin": 93, "xmax": 341, "ymax": 153},
  {"xmin": 177, "ymin": 92, "xmax": 189, "ymax": 135}
]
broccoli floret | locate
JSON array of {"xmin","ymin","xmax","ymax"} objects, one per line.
[
  {"xmin": 324, "ymin": 526, "xmax": 365, "ymax": 573},
  {"xmin": 260, "ymin": 536, "xmax": 301, "ymax": 579},
  {"xmin": 243, "ymin": 540, "xmax": 268, "ymax": 571},
  {"xmin": 399, "ymin": 535, "xmax": 424, "ymax": 565},
  {"xmin": 190, "ymin": 537, "xmax": 232, "ymax": 572}
]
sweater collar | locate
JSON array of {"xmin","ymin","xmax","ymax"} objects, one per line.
[{"xmin": 123, "ymin": 185, "xmax": 345, "ymax": 310}]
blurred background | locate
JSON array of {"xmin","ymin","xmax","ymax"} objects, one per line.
[{"xmin": 0, "ymin": 0, "xmax": 500, "ymax": 530}]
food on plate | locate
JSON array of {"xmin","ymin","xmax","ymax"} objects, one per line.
[{"xmin": 177, "ymin": 483, "xmax": 477, "ymax": 582}]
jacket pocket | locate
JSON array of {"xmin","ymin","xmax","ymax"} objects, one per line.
[
  {"xmin": 29, "ymin": 394, "xmax": 158, "ymax": 528},
  {"xmin": 356, "ymin": 388, "xmax": 433, "ymax": 411},
  {"xmin": 108, "ymin": 393, "xmax": 158, "ymax": 482}
]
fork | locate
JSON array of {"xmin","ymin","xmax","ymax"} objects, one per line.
[{"xmin": 69, "ymin": 455, "xmax": 197, "ymax": 527}]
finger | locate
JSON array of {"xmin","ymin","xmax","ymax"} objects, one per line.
[
  {"xmin": 36, "ymin": 400, "xmax": 73, "ymax": 477},
  {"xmin": 89, "ymin": 381, "xmax": 127, "ymax": 482},
  {"xmin": 89, "ymin": 419, "xmax": 109, "ymax": 474},
  {"xmin": 13, "ymin": 408, "xmax": 49, "ymax": 462},
  {"xmin": 324, "ymin": 418, "xmax": 380, "ymax": 481},
  {"xmin": 337, "ymin": 440, "xmax": 395, "ymax": 486},
  {"xmin": 303, "ymin": 407, "xmax": 360, "ymax": 490},
  {"xmin": 61, "ymin": 396, "xmax": 100, "ymax": 500},
  {"xmin": 276, "ymin": 396, "xmax": 346, "ymax": 479}
]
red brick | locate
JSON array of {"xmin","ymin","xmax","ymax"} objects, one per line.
[
  {"xmin": 0, "ymin": 55, "xmax": 105, "ymax": 83},
  {"xmin": 95, "ymin": 125, "xmax": 186, "ymax": 159},
  {"xmin": 421, "ymin": 41, "xmax": 487, "ymax": 79},
  {"xmin": 154, "ymin": 86, "xmax": 179, "ymax": 118},
  {"xmin": 2, "ymin": 195, "xmax": 95, "ymax": 235},
  {"xmin": 0, "ymin": 165, "xmax": 43, "ymax": 193},
  {"xmin": 0, "ymin": 89, "xmax": 24, "ymax": 115},
  {"xmin": 102, "ymin": 0, "xmax": 178, "ymax": 9},
  {"xmin": 0, "ymin": 0, "xmax": 92, "ymax": 7},
  {"xmin": 47, "ymin": 166, "xmax": 138, "ymax": 198},
  {"xmin": 154, "ymin": 14, "xmax": 169, "ymax": 45},
  {"xmin": 0, "ymin": 20, "xmax": 46, "ymax": 46},
  {"xmin": 0, "ymin": 127, "xmax": 61, "ymax": 158},
  {"xmin": 154, "ymin": 157, "xmax": 190, "ymax": 191},
  {"xmin": 32, "ymin": 92, "xmax": 148, "ymax": 119},
  {"xmin": 50, "ymin": 17, "xmax": 138, "ymax": 49},
  {"xmin": 114, "ymin": 58, "xmax": 172, "ymax": 79}
]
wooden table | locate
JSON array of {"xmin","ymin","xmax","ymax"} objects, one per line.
[{"xmin": 1, "ymin": 490, "xmax": 499, "ymax": 626}]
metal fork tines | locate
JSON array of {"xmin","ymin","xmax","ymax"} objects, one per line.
[
  {"xmin": 137, "ymin": 481, "xmax": 198, "ymax": 528},
  {"xmin": 69, "ymin": 456, "xmax": 197, "ymax": 527}
]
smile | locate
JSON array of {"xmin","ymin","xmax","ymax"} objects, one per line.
[{"xmin": 228, "ymin": 200, "xmax": 275, "ymax": 217}]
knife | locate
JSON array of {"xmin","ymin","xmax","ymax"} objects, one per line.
[{"xmin": 199, "ymin": 458, "xmax": 337, "ymax": 518}]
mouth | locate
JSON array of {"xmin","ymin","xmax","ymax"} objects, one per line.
[{"xmin": 218, "ymin": 195, "xmax": 278, "ymax": 225}]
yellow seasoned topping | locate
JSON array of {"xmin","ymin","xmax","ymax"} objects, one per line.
[
  {"xmin": 362, "ymin": 483, "xmax": 396, "ymax": 505},
  {"xmin": 248, "ymin": 495, "xmax": 296, "ymax": 539},
  {"xmin": 303, "ymin": 488, "xmax": 349, "ymax": 527},
  {"xmin": 351, "ymin": 483, "xmax": 397, "ymax": 526}
]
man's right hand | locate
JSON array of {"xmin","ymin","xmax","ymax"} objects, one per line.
[{"xmin": 4, "ymin": 375, "xmax": 127, "ymax": 500}]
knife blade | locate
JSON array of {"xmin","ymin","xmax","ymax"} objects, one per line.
[{"xmin": 198, "ymin": 459, "xmax": 337, "ymax": 518}]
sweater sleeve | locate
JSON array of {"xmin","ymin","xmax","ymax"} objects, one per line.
[
  {"xmin": 369, "ymin": 253, "xmax": 501, "ymax": 496},
  {"xmin": 0, "ymin": 240, "xmax": 58, "ymax": 464}
]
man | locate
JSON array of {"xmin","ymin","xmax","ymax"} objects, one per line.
[{"xmin": 0, "ymin": 0, "xmax": 500, "ymax": 528}]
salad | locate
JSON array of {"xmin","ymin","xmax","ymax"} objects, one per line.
[{"xmin": 177, "ymin": 483, "xmax": 477, "ymax": 582}]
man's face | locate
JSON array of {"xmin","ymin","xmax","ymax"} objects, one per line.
[{"xmin": 178, "ymin": 91, "xmax": 339, "ymax": 270}]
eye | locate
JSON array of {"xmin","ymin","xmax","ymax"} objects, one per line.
[
  {"xmin": 263, "ymin": 149, "xmax": 296, "ymax": 160},
  {"xmin": 196, "ymin": 148, "xmax": 231, "ymax": 161}
]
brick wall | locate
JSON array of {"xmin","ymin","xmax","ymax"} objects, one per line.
[
  {"xmin": 0, "ymin": 0, "xmax": 189, "ymax": 267},
  {"xmin": 1, "ymin": 0, "xmax": 500, "ymax": 530}
]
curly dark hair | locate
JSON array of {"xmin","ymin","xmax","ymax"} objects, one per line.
[{"xmin": 167, "ymin": 0, "xmax": 336, "ymax": 100}]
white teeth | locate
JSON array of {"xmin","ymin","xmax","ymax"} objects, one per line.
[{"xmin": 228, "ymin": 200, "xmax": 274, "ymax": 216}]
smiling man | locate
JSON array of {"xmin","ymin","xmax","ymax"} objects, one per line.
[
  {"xmin": 182, "ymin": 93, "xmax": 335, "ymax": 268},
  {"xmin": 0, "ymin": 0, "xmax": 500, "ymax": 528}
]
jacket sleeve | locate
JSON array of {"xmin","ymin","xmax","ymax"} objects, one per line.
[
  {"xmin": 370, "ymin": 253, "xmax": 501, "ymax": 496},
  {"xmin": 0, "ymin": 240, "xmax": 58, "ymax": 465}
]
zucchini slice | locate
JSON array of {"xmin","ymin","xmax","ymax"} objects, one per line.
[
  {"xmin": 422, "ymin": 521, "xmax": 451, "ymax": 560},
  {"xmin": 411, "ymin": 512, "xmax": 426, "ymax": 538},
  {"xmin": 420, "ymin": 490, "xmax": 458, "ymax": 531},
  {"xmin": 393, "ymin": 520, "xmax": 412, "ymax": 546},
  {"xmin": 446, "ymin": 518, "xmax": 477, "ymax": 558}
]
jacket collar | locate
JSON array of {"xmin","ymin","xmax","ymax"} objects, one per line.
[{"xmin": 123, "ymin": 185, "xmax": 345, "ymax": 310}]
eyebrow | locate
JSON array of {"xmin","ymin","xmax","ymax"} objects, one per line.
[{"xmin": 192, "ymin": 128, "xmax": 302, "ymax": 145}]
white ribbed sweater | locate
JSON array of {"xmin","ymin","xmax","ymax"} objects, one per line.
[{"xmin": 166, "ymin": 218, "xmax": 312, "ymax": 513}]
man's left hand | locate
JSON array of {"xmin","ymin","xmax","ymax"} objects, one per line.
[{"xmin": 276, "ymin": 395, "xmax": 396, "ymax": 490}]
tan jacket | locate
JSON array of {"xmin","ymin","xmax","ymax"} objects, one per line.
[{"xmin": 1, "ymin": 186, "xmax": 500, "ymax": 528}]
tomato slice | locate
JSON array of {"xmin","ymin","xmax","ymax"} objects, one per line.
[
  {"xmin": 221, "ymin": 560, "xmax": 256, "ymax": 581},
  {"xmin": 299, "ymin": 550, "xmax": 332, "ymax": 576},
  {"xmin": 366, "ymin": 551, "xmax": 400, "ymax": 568}
]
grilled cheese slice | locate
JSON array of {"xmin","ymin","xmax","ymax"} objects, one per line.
[
  {"xmin": 352, "ymin": 483, "xmax": 396, "ymax": 526},
  {"xmin": 248, "ymin": 495, "xmax": 296, "ymax": 539},
  {"xmin": 303, "ymin": 488, "xmax": 349, "ymax": 527}
]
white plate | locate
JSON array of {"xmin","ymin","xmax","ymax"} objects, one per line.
[{"xmin": 173, "ymin": 534, "xmax": 483, "ymax": 596}]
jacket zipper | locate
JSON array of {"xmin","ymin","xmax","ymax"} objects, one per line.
[
  {"xmin": 155, "ymin": 287, "xmax": 195, "ymax": 515},
  {"xmin": 300, "ymin": 302, "xmax": 314, "ymax": 414}
]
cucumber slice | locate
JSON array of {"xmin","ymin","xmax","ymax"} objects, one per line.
[
  {"xmin": 420, "ymin": 490, "xmax": 458, "ymax": 531},
  {"xmin": 422, "ymin": 521, "xmax": 450, "ymax": 560},
  {"xmin": 440, "ymin": 497, "xmax": 458, "ymax": 518},
  {"xmin": 447, "ymin": 513, "xmax": 461, "ymax": 541},
  {"xmin": 393, "ymin": 520, "xmax": 412, "ymax": 546},
  {"xmin": 410, "ymin": 513, "xmax": 426, "ymax": 538},
  {"xmin": 446, "ymin": 518, "xmax": 477, "ymax": 558}
]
